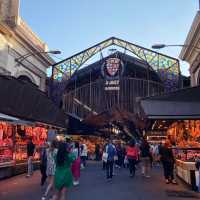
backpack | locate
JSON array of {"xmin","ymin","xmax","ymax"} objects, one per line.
[{"xmin": 127, "ymin": 147, "xmax": 137, "ymax": 158}]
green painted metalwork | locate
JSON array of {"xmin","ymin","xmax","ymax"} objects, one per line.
[{"xmin": 52, "ymin": 37, "xmax": 180, "ymax": 90}]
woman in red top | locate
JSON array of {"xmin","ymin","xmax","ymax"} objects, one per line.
[{"xmin": 126, "ymin": 140, "xmax": 138, "ymax": 177}]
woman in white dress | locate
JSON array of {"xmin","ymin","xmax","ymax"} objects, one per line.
[{"xmin": 42, "ymin": 141, "xmax": 57, "ymax": 200}]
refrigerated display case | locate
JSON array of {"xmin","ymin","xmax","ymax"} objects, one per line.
[
  {"xmin": 174, "ymin": 148, "xmax": 200, "ymax": 191},
  {"xmin": 14, "ymin": 126, "xmax": 47, "ymax": 164},
  {"xmin": 0, "ymin": 122, "xmax": 14, "ymax": 167},
  {"xmin": 0, "ymin": 121, "xmax": 47, "ymax": 179}
]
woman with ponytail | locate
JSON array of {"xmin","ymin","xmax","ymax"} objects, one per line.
[{"xmin": 52, "ymin": 142, "xmax": 75, "ymax": 200}]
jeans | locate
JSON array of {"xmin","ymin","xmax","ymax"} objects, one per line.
[
  {"xmin": 40, "ymin": 164, "xmax": 47, "ymax": 186},
  {"xmin": 28, "ymin": 156, "xmax": 33, "ymax": 175},
  {"xmin": 141, "ymin": 157, "xmax": 150, "ymax": 176},
  {"xmin": 102, "ymin": 161, "xmax": 106, "ymax": 170},
  {"xmin": 106, "ymin": 160, "xmax": 114, "ymax": 179},
  {"xmin": 128, "ymin": 158, "xmax": 136, "ymax": 176},
  {"xmin": 81, "ymin": 156, "xmax": 87, "ymax": 167},
  {"xmin": 162, "ymin": 161, "xmax": 174, "ymax": 180},
  {"xmin": 117, "ymin": 155, "xmax": 123, "ymax": 167}
]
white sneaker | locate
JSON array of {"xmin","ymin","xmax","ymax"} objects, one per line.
[
  {"xmin": 145, "ymin": 175, "xmax": 151, "ymax": 178},
  {"xmin": 81, "ymin": 165, "xmax": 85, "ymax": 170},
  {"xmin": 73, "ymin": 181, "xmax": 80, "ymax": 186}
]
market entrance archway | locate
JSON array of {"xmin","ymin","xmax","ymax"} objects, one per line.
[{"xmin": 51, "ymin": 37, "xmax": 180, "ymax": 139}]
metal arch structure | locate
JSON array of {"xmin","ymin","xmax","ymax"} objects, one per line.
[{"xmin": 52, "ymin": 37, "xmax": 180, "ymax": 91}]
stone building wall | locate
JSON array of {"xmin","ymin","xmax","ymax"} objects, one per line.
[
  {"xmin": 180, "ymin": 11, "xmax": 200, "ymax": 86},
  {"xmin": 0, "ymin": 0, "xmax": 55, "ymax": 91}
]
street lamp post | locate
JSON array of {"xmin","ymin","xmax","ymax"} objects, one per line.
[
  {"xmin": 15, "ymin": 50, "xmax": 61, "ymax": 66},
  {"xmin": 151, "ymin": 43, "xmax": 200, "ymax": 89},
  {"xmin": 14, "ymin": 50, "xmax": 61, "ymax": 98},
  {"xmin": 151, "ymin": 44, "xmax": 200, "ymax": 51}
]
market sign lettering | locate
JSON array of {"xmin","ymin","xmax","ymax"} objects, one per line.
[{"xmin": 104, "ymin": 80, "xmax": 120, "ymax": 91}]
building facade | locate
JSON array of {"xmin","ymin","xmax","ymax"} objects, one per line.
[
  {"xmin": 0, "ymin": 0, "xmax": 54, "ymax": 91},
  {"xmin": 180, "ymin": 11, "xmax": 200, "ymax": 86}
]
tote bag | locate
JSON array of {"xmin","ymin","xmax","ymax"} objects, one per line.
[{"xmin": 102, "ymin": 152, "xmax": 108, "ymax": 162}]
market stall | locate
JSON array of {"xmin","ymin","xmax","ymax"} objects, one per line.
[
  {"xmin": 0, "ymin": 75, "xmax": 69, "ymax": 179},
  {"xmin": 139, "ymin": 86, "xmax": 200, "ymax": 191},
  {"xmin": 70, "ymin": 135, "xmax": 106, "ymax": 160},
  {"xmin": 175, "ymin": 148, "xmax": 200, "ymax": 191},
  {"xmin": 167, "ymin": 120, "xmax": 200, "ymax": 190},
  {"xmin": 0, "ymin": 121, "xmax": 47, "ymax": 179}
]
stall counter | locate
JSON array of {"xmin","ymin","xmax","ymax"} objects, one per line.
[{"xmin": 176, "ymin": 159, "xmax": 199, "ymax": 191}]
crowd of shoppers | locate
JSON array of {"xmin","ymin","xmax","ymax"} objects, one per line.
[
  {"xmin": 101, "ymin": 138, "xmax": 177, "ymax": 185},
  {"xmin": 24, "ymin": 136, "xmax": 179, "ymax": 200}
]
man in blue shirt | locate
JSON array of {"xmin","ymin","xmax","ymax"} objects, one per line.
[{"xmin": 106, "ymin": 140, "xmax": 116, "ymax": 180}]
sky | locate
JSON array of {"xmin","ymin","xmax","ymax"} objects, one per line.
[{"xmin": 20, "ymin": 0, "xmax": 199, "ymax": 76}]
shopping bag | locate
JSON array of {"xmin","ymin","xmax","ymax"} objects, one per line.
[
  {"xmin": 102, "ymin": 152, "xmax": 108, "ymax": 162},
  {"xmin": 114, "ymin": 155, "xmax": 118, "ymax": 161}
]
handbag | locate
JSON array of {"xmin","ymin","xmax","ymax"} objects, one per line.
[
  {"xmin": 102, "ymin": 152, "xmax": 108, "ymax": 162},
  {"xmin": 114, "ymin": 155, "xmax": 118, "ymax": 161}
]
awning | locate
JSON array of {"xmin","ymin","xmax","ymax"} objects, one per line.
[
  {"xmin": 0, "ymin": 113, "xmax": 36, "ymax": 126},
  {"xmin": 10, "ymin": 119, "xmax": 35, "ymax": 126},
  {"xmin": 140, "ymin": 86, "xmax": 200, "ymax": 119},
  {"xmin": 0, "ymin": 75, "xmax": 68, "ymax": 128},
  {"xmin": 0, "ymin": 113, "xmax": 20, "ymax": 122}
]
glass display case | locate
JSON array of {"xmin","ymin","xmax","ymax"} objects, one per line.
[
  {"xmin": 14, "ymin": 126, "xmax": 47, "ymax": 163},
  {"xmin": 0, "ymin": 122, "xmax": 14, "ymax": 165},
  {"xmin": 174, "ymin": 148, "xmax": 200, "ymax": 162},
  {"xmin": 14, "ymin": 144, "xmax": 41, "ymax": 163},
  {"xmin": 0, "ymin": 145, "xmax": 13, "ymax": 164},
  {"xmin": 174, "ymin": 148, "xmax": 200, "ymax": 191},
  {"xmin": 0, "ymin": 122, "xmax": 47, "ymax": 167}
]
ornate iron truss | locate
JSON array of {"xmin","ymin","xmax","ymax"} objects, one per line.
[{"xmin": 52, "ymin": 37, "xmax": 180, "ymax": 91}]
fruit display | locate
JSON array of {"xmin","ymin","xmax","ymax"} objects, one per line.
[{"xmin": 167, "ymin": 120, "xmax": 200, "ymax": 148}]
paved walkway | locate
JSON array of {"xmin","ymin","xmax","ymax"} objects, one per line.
[{"xmin": 0, "ymin": 162, "xmax": 199, "ymax": 200}]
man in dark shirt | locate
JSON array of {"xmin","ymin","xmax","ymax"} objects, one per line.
[
  {"xmin": 140, "ymin": 139, "xmax": 151, "ymax": 178},
  {"xmin": 159, "ymin": 141, "xmax": 177, "ymax": 184},
  {"xmin": 27, "ymin": 138, "xmax": 35, "ymax": 177}
]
